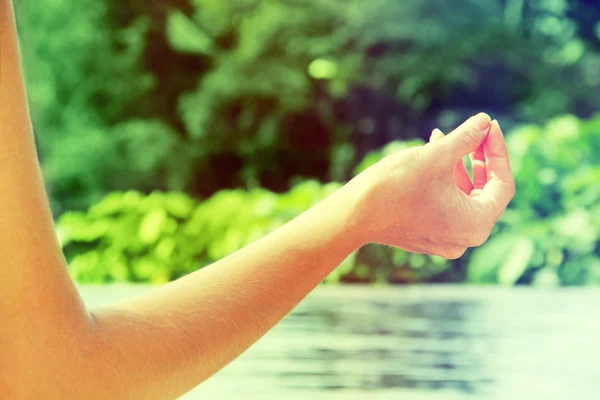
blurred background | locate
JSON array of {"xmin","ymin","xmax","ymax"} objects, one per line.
[
  {"xmin": 11, "ymin": 0, "xmax": 600, "ymax": 398},
  {"xmin": 13, "ymin": 0, "xmax": 600, "ymax": 287}
]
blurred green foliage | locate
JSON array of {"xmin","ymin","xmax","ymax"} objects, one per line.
[
  {"xmin": 57, "ymin": 114, "xmax": 600, "ymax": 285},
  {"xmin": 16, "ymin": 0, "xmax": 600, "ymax": 212},
  {"xmin": 13, "ymin": 0, "xmax": 600, "ymax": 285},
  {"xmin": 58, "ymin": 181, "xmax": 350, "ymax": 283},
  {"xmin": 16, "ymin": 0, "xmax": 161, "ymax": 212}
]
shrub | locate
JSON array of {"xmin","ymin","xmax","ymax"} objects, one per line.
[
  {"xmin": 58, "ymin": 181, "xmax": 347, "ymax": 283},
  {"xmin": 57, "ymin": 115, "xmax": 600, "ymax": 285}
]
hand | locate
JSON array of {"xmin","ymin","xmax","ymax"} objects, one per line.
[{"xmin": 349, "ymin": 113, "xmax": 515, "ymax": 259}]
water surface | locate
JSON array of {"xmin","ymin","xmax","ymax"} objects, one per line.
[{"xmin": 81, "ymin": 285, "xmax": 600, "ymax": 399}]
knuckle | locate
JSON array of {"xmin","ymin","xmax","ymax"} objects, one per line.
[
  {"xmin": 375, "ymin": 154, "xmax": 400, "ymax": 177},
  {"xmin": 444, "ymin": 247, "xmax": 467, "ymax": 260},
  {"xmin": 379, "ymin": 155, "xmax": 395, "ymax": 172},
  {"xmin": 405, "ymin": 146, "xmax": 425, "ymax": 163},
  {"xmin": 424, "ymin": 145, "xmax": 453, "ymax": 173},
  {"xmin": 458, "ymin": 223, "xmax": 490, "ymax": 247},
  {"xmin": 508, "ymin": 181, "xmax": 516, "ymax": 198},
  {"xmin": 460, "ymin": 127, "xmax": 480, "ymax": 149},
  {"xmin": 380, "ymin": 147, "xmax": 424, "ymax": 173},
  {"xmin": 469, "ymin": 230, "xmax": 491, "ymax": 247}
]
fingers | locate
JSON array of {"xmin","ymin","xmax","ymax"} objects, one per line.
[
  {"xmin": 443, "ymin": 113, "xmax": 492, "ymax": 163},
  {"xmin": 430, "ymin": 129, "xmax": 473, "ymax": 194},
  {"xmin": 469, "ymin": 144, "xmax": 487, "ymax": 195},
  {"xmin": 473, "ymin": 119, "xmax": 515, "ymax": 216}
]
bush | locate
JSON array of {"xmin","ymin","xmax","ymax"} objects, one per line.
[
  {"xmin": 58, "ymin": 181, "xmax": 346, "ymax": 283},
  {"xmin": 57, "ymin": 115, "xmax": 600, "ymax": 286},
  {"xmin": 20, "ymin": 0, "xmax": 600, "ymax": 214}
]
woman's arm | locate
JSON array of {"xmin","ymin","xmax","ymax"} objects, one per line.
[
  {"xmin": 1, "ymin": 1, "xmax": 96, "ymax": 396},
  {"xmin": 0, "ymin": 1, "xmax": 514, "ymax": 399}
]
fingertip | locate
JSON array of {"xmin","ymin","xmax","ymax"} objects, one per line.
[
  {"xmin": 473, "ymin": 112, "xmax": 492, "ymax": 131},
  {"xmin": 447, "ymin": 114, "xmax": 491, "ymax": 160},
  {"xmin": 482, "ymin": 118, "xmax": 514, "ymax": 200},
  {"xmin": 492, "ymin": 119, "xmax": 505, "ymax": 135},
  {"xmin": 485, "ymin": 119, "xmax": 508, "ymax": 155}
]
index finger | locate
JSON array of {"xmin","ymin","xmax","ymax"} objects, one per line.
[{"xmin": 473, "ymin": 120, "xmax": 515, "ymax": 216}]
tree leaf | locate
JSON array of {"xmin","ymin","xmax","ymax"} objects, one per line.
[
  {"xmin": 467, "ymin": 231, "xmax": 524, "ymax": 283},
  {"xmin": 166, "ymin": 10, "xmax": 214, "ymax": 55},
  {"xmin": 498, "ymin": 237, "xmax": 535, "ymax": 285}
]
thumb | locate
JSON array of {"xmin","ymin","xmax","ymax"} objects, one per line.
[{"xmin": 444, "ymin": 113, "xmax": 492, "ymax": 161}]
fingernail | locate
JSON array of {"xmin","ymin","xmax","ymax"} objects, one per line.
[
  {"xmin": 491, "ymin": 119, "xmax": 504, "ymax": 135},
  {"xmin": 472, "ymin": 112, "xmax": 491, "ymax": 131}
]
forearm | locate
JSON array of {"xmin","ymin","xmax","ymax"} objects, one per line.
[{"xmin": 87, "ymin": 187, "xmax": 364, "ymax": 399}]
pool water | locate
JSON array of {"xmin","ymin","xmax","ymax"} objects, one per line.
[{"xmin": 81, "ymin": 285, "xmax": 600, "ymax": 399}]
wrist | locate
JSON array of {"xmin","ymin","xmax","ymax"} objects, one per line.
[
  {"xmin": 322, "ymin": 176, "xmax": 374, "ymax": 249},
  {"xmin": 337, "ymin": 160, "xmax": 414, "ymax": 247}
]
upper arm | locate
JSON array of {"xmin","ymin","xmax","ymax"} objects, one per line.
[{"xmin": 1, "ymin": 1, "xmax": 93, "ymax": 395}]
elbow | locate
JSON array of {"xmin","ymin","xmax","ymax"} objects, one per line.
[{"xmin": 0, "ymin": 313, "xmax": 104, "ymax": 399}]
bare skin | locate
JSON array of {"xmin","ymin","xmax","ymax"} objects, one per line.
[{"xmin": 0, "ymin": 2, "xmax": 515, "ymax": 399}]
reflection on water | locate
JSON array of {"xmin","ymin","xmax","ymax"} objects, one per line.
[{"xmin": 81, "ymin": 285, "xmax": 600, "ymax": 399}]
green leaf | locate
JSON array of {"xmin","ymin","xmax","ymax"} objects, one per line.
[
  {"xmin": 308, "ymin": 59, "xmax": 338, "ymax": 80},
  {"xmin": 56, "ymin": 212, "xmax": 109, "ymax": 245},
  {"xmin": 166, "ymin": 10, "xmax": 214, "ymax": 55},
  {"xmin": 139, "ymin": 208, "xmax": 168, "ymax": 245},
  {"xmin": 533, "ymin": 268, "xmax": 560, "ymax": 288},
  {"xmin": 467, "ymin": 232, "xmax": 531, "ymax": 284},
  {"xmin": 497, "ymin": 237, "xmax": 535, "ymax": 285},
  {"xmin": 409, "ymin": 254, "xmax": 427, "ymax": 269}
]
